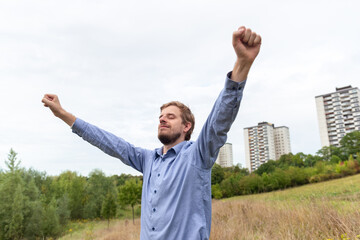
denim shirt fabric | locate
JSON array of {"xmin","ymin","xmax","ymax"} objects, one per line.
[{"xmin": 72, "ymin": 71, "xmax": 246, "ymax": 240}]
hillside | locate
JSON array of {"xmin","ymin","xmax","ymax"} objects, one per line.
[{"xmin": 61, "ymin": 174, "xmax": 360, "ymax": 240}]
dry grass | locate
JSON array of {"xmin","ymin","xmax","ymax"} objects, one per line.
[
  {"xmin": 93, "ymin": 219, "xmax": 140, "ymax": 240},
  {"xmin": 211, "ymin": 199, "xmax": 360, "ymax": 240},
  {"xmin": 60, "ymin": 219, "xmax": 140, "ymax": 240},
  {"xmin": 211, "ymin": 174, "xmax": 360, "ymax": 240},
  {"xmin": 62, "ymin": 174, "xmax": 360, "ymax": 240}
]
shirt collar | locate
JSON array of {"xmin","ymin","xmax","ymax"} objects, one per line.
[{"xmin": 155, "ymin": 141, "xmax": 187, "ymax": 157}]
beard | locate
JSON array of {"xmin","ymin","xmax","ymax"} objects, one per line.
[{"xmin": 158, "ymin": 131, "xmax": 181, "ymax": 145}]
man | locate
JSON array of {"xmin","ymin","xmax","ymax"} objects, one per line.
[{"xmin": 42, "ymin": 26, "xmax": 261, "ymax": 240}]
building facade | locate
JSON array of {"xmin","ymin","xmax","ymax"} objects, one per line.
[
  {"xmin": 244, "ymin": 122, "xmax": 291, "ymax": 172},
  {"xmin": 315, "ymin": 86, "xmax": 360, "ymax": 147},
  {"xmin": 215, "ymin": 143, "xmax": 233, "ymax": 168}
]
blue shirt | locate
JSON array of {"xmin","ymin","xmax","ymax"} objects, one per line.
[{"xmin": 72, "ymin": 72, "xmax": 246, "ymax": 240}]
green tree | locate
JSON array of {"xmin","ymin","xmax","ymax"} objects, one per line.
[
  {"xmin": 219, "ymin": 175, "xmax": 241, "ymax": 197},
  {"xmin": 5, "ymin": 148, "xmax": 21, "ymax": 173},
  {"xmin": 239, "ymin": 174, "xmax": 264, "ymax": 194},
  {"xmin": 316, "ymin": 146, "xmax": 332, "ymax": 161},
  {"xmin": 112, "ymin": 173, "xmax": 141, "ymax": 187},
  {"xmin": 286, "ymin": 166, "xmax": 308, "ymax": 186},
  {"xmin": 84, "ymin": 169, "xmax": 115, "ymax": 219},
  {"xmin": 24, "ymin": 200, "xmax": 44, "ymax": 240},
  {"xmin": 291, "ymin": 153, "xmax": 305, "ymax": 167},
  {"xmin": 118, "ymin": 179, "xmax": 142, "ymax": 224},
  {"xmin": 211, "ymin": 184, "xmax": 223, "ymax": 199},
  {"xmin": 42, "ymin": 198, "xmax": 61, "ymax": 239},
  {"xmin": 304, "ymin": 154, "xmax": 322, "ymax": 167},
  {"xmin": 53, "ymin": 171, "xmax": 86, "ymax": 219},
  {"xmin": 317, "ymin": 145, "xmax": 343, "ymax": 161},
  {"xmin": 330, "ymin": 155, "xmax": 342, "ymax": 164},
  {"xmin": 57, "ymin": 194, "xmax": 71, "ymax": 227},
  {"xmin": 271, "ymin": 168, "xmax": 291, "ymax": 190},
  {"xmin": 340, "ymin": 131, "xmax": 360, "ymax": 158},
  {"xmin": 6, "ymin": 185, "xmax": 25, "ymax": 240},
  {"xmin": 101, "ymin": 192, "xmax": 117, "ymax": 228},
  {"xmin": 211, "ymin": 164, "xmax": 225, "ymax": 185},
  {"xmin": 254, "ymin": 160, "xmax": 277, "ymax": 175},
  {"xmin": 0, "ymin": 149, "xmax": 27, "ymax": 240}
]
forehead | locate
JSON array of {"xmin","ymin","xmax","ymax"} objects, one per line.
[{"xmin": 160, "ymin": 105, "xmax": 181, "ymax": 116}]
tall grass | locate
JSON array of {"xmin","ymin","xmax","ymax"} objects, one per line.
[
  {"xmin": 211, "ymin": 174, "xmax": 360, "ymax": 240},
  {"xmin": 60, "ymin": 219, "xmax": 141, "ymax": 240},
  {"xmin": 61, "ymin": 174, "xmax": 360, "ymax": 240}
]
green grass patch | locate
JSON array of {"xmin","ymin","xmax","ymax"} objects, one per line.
[{"xmin": 227, "ymin": 174, "xmax": 360, "ymax": 202}]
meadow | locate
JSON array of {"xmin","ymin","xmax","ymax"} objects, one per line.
[{"xmin": 60, "ymin": 174, "xmax": 360, "ymax": 240}]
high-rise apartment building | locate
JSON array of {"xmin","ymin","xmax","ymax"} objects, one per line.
[
  {"xmin": 215, "ymin": 143, "xmax": 233, "ymax": 168},
  {"xmin": 315, "ymin": 86, "xmax": 360, "ymax": 147},
  {"xmin": 244, "ymin": 122, "xmax": 291, "ymax": 172}
]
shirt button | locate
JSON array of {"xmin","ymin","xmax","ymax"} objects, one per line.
[
  {"xmin": 152, "ymin": 227, "xmax": 155, "ymax": 231},
  {"xmin": 232, "ymin": 86, "xmax": 236, "ymax": 90},
  {"xmin": 158, "ymin": 173, "xmax": 160, "ymax": 177},
  {"xmin": 154, "ymin": 190, "xmax": 157, "ymax": 194},
  {"xmin": 238, "ymin": 86, "xmax": 242, "ymax": 90},
  {"xmin": 153, "ymin": 208, "xmax": 156, "ymax": 212}
]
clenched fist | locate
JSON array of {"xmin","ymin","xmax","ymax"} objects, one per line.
[
  {"xmin": 42, "ymin": 94, "xmax": 76, "ymax": 126},
  {"xmin": 231, "ymin": 26, "xmax": 261, "ymax": 82},
  {"xmin": 233, "ymin": 26, "xmax": 261, "ymax": 64}
]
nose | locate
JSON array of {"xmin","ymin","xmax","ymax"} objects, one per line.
[{"xmin": 159, "ymin": 116, "xmax": 166, "ymax": 123}]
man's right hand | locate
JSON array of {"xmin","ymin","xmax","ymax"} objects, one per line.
[{"xmin": 42, "ymin": 94, "xmax": 76, "ymax": 127}]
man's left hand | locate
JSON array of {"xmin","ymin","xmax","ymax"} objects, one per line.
[
  {"xmin": 231, "ymin": 26, "xmax": 261, "ymax": 82},
  {"xmin": 232, "ymin": 26, "xmax": 261, "ymax": 64}
]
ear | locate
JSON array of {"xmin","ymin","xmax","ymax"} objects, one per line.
[{"xmin": 183, "ymin": 122, "xmax": 192, "ymax": 133}]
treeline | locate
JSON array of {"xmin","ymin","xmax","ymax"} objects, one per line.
[
  {"xmin": 211, "ymin": 131, "xmax": 360, "ymax": 199},
  {"xmin": 1, "ymin": 131, "xmax": 359, "ymax": 239},
  {"xmin": 0, "ymin": 149, "xmax": 142, "ymax": 240}
]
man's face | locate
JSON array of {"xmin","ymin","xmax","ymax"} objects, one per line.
[{"xmin": 158, "ymin": 106, "xmax": 186, "ymax": 145}]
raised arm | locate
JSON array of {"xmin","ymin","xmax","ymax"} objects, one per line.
[
  {"xmin": 42, "ymin": 94, "xmax": 76, "ymax": 126},
  {"xmin": 41, "ymin": 94, "xmax": 148, "ymax": 173},
  {"xmin": 194, "ymin": 26, "xmax": 261, "ymax": 169}
]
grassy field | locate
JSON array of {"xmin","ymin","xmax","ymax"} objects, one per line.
[{"xmin": 60, "ymin": 174, "xmax": 360, "ymax": 240}]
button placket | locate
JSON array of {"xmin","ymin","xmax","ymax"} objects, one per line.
[{"xmin": 151, "ymin": 155, "xmax": 165, "ymax": 221}]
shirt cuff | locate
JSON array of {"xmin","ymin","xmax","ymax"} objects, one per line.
[
  {"xmin": 71, "ymin": 118, "xmax": 86, "ymax": 133},
  {"xmin": 225, "ymin": 71, "xmax": 246, "ymax": 91}
]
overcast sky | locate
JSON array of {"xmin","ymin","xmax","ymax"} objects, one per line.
[{"xmin": 0, "ymin": 0, "xmax": 359, "ymax": 176}]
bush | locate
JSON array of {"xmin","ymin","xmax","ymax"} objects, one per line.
[
  {"xmin": 211, "ymin": 184, "xmax": 223, "ymax": 199},
  {"xmin": 238, "ymin": 174, "xmax": 264, "ymax": 194}
]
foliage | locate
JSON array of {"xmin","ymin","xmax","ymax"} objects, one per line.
[
  {"xmin": 340, "ymin": 130, "xmax": 360, "ymax": 158},
  {"xmin": 101, "ymin": 192, "xmax": 117, "ymax": 228},
  {"xmin": 211, "ymin": 184, "xmax": 223, "ymax": 199},
  {"xmin": 210, "ymin": 131, "xmax": 360, "ymax": 199},
  {"xmin": 42, "ymin": 198, "xmax": 61, "ymax": 238},
  {"xmin": 0, "ymin": 131, "xmax": 359, "ymax": 237},
  {"xmin": 118, "ymin": 179, "xmax": 142, "ymax": 224},
  {"xmin": 211, "ymin": 164, "xmax": 225, "ymax": 185},
  {"xmin": 84, "ymin": 169, "xmax": 116, "ymax": 219},
  {"xmin": 0, "ymin": 149, "xmax": 135, "ymax": 239},
  {"xmin": 254, "ymin": 160, "xmax": 277, "ymax": 175}
]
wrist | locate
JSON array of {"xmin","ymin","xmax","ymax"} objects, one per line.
[
  {"xmin": 55, "ymin": 108, "xmax": 66, "ymax": 118},
  {"xmin": 231, "ymin": 59, "xmax": 252, "ymax": 82},
  {"xmin": 58, "ymin": 110, "xmax": 76, "ymax": 127}
]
